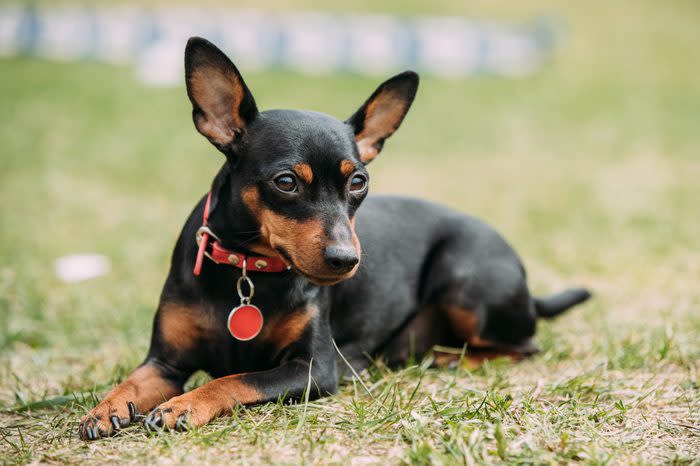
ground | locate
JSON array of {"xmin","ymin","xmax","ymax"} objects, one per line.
[{"xmin": 1, "ymin": 0, "xmax": 699, "ymax": 464}]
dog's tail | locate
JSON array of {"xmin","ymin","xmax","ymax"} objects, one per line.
[{"xmin": 534, "ymin": 288, "xmax": 591, "ymax": 319}]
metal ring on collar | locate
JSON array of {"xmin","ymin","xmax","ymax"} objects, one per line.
[{"xmin": 237, "ymin": 275, "xmax": 254, "ymax": 302}]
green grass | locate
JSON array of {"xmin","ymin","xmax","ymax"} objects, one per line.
[{"xmin": 1, "ymin": 0, "xmax": 699, "ymax": 464}]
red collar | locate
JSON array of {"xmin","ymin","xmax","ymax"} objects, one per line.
[{"xmin": 193, "ymin": 192, "xmax": 289, "ymax": 276}]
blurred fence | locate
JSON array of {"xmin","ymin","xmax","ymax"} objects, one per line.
[{"xmin": 0, "ymin": 5, "xmax": 559, "ymax": 85}]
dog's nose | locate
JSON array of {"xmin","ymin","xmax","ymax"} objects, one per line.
[{"xmin": 323, "ymin": 245, "xmax": 359, "ymax": 273}]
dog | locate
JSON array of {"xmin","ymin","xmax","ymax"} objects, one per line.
[{"xmin": 79, "ymin": 37, "xmax": 590, "ymax": 440}]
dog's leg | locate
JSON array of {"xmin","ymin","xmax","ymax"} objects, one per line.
[
  {"xmin": 79, "ymin": 300, "xmax": 216, "ymax": 440},
  {"xmin": 144, "ymin": 359, "xmax": 336, "ymax": 430},
  {"xmin": 432, "ymin": 346, "xmax": 533, "ymax": 370},
  {"xmin": 380, "ymin": 299, "xmax": 539, "ymax": 369},
  {"xmin": 78, "ymin": 361, "xmax": 184, "ymax": 440}
]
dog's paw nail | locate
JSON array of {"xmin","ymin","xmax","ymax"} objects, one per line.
[
  {"xmin": 81, "ymin": 422, "xmax": 91, "ymax": 440},
  {"xmin": 175, "ymin": 415, "xmax": 189, "ymax": 432},
  {"xmin": 144, "ymin": 410, "xmax": 163, "ymax": 431},
  {"xmin": 80, "ymin": 418, "xmax": 101, "ymax": 441},
  {"xmin": 128, "ymin": 401, "xmax": 136, "ymax": 421},
  {"xmin": 110, "ymin": 416, "xmax": 121, "ymax": 431}
]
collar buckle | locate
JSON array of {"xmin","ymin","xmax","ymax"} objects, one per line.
[{"xmin": 195, "ymin": 225, "xmax": 221, "ymax": 263}]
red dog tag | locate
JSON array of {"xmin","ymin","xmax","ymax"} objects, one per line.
[{"xmin": 227, "ymin": 304, "xmax": 263, "ymax": 341}]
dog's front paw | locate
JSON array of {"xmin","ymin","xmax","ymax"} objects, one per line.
[
  {"xmin": 79, "ymin": 400, "xmax": 138, "ymax": 440},
  {"xmin": 144, "ymin": 393, "xmax": 216, "ymax": 432}
]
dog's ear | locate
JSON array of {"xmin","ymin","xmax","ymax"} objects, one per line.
[
  {"xmin": 346, "ymin": 71, "xmax": 419, "ymax": 164},
  {"xmin": 185, "ymin": 37, "xmax": 258, "ymax": 154}
]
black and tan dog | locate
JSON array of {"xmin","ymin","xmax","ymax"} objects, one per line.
[{"xmin": 79, "ymin": 37, "xmax": 590, "ymax": 440}]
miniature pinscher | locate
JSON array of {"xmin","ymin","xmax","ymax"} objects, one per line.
[{"xmin": 79, "ymin": 37, "xmax": 590, "ymax": 440}]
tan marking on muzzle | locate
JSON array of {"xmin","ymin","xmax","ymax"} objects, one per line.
[{"xmin": 242, "ymin": 186, "xmax": 361, "ymax": 282}]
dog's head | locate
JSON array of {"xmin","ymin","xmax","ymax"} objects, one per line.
[{"xmin": 185, "ymin": 37, "xmax": 418, "ymax": 285}]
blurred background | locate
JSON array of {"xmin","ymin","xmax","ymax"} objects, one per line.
[{"xmin": 0, "ymin": 0, "xmax": 699, "ymax": 448}]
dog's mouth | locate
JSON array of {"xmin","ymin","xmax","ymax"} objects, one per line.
[
  {"xmin": 274, "ymin": 246, "xmax": 358, "ymax": 286},
  {"xmin": 295, "ymin": 268, "xmax": 356, "ymax": 286}
]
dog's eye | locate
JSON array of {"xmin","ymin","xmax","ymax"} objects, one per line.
[
  {"xmin": 349, "ymin": 174, "xmax": 368, "ymax": 193},
  {"xmin": 273, "ymin": 174, "xmax": 298, "ymax": 193}
]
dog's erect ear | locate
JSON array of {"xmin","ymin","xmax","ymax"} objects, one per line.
[
  {"xmin": 185, "ymin": 37, "xmax": 258, "ymax": 153},
  {"xmin": 346, "ymin": 71, "xmax": 419, "ymax": 164}
]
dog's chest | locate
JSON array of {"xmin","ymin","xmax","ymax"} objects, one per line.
[{"xmin": 201, "ymin": 303, "xmax": 320, "ymax": 375}]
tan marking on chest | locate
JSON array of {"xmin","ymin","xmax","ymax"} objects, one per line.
[
  {"xmin": 159, "ymin": 302, "xmax": 214, "ymax": 350},
  {"xmin": 260, "ymin": 305, "xmax": 319, "ymax": 349}
]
